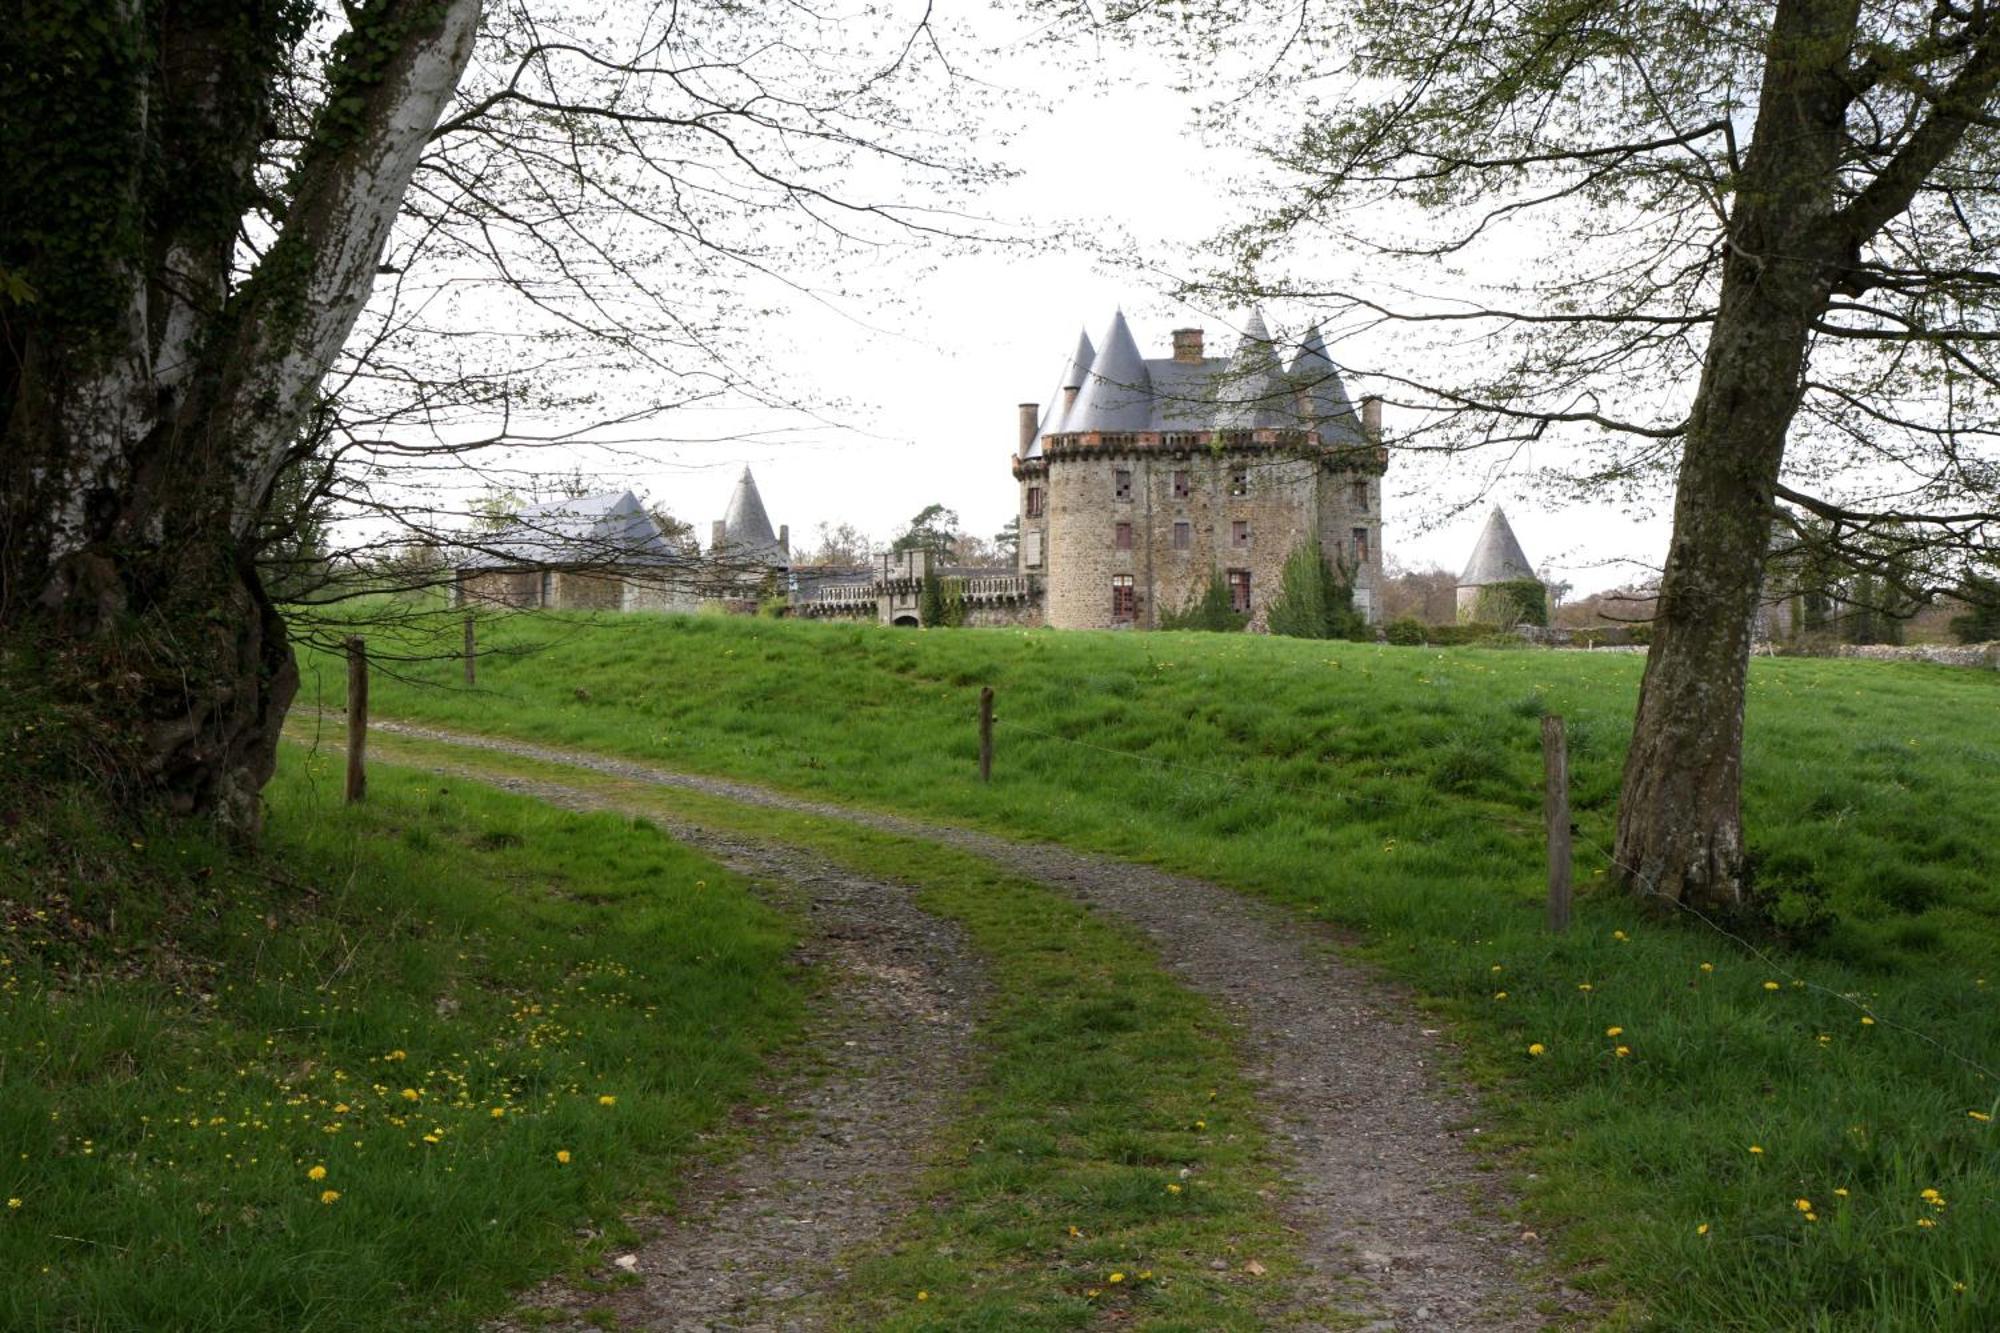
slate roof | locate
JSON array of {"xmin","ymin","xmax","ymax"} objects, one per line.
[
  {"xmin": 457, "ymin": 491, "xmax": 681, "ymax": 571},
  {"xmin": 717, "ymin": 467, "xmax": 786, "ymax": 564},
  {"xmin": 1024, "ymin": 310, "xmax": 1370, "ymax": 449},
  {"xmin": 1458, "ymin": 507, "xmax": 1539, "ymax": 586}
]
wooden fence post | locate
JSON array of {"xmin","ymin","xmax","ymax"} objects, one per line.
[
  {"xmin": 463, "ymin": 614, "xmax": 476, "ymax": 686},
  {"xmin": 346, "ymin": 636, "xmax": 368, "ymax": 804},
  {"xmin": 1542, "ymin": 713, "xmax": 1571, "ymax": 932},
  {"xmin": 978, "ymin": 686, "xmax": 994, "ymax": 783}
]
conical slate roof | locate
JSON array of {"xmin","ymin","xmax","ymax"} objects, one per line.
[
  {"xmin": 1065, "ymin": 311, "xmax": 1153, "ymax": 433},
  {"xmin": 1459, "ymin": 507, "xmax": 1539, "ymax": 587},
  {"xmin": 1211, "ymin": 310, "xmax": 1291, "ymax": 432},
  {"xmin": 719, "ymin": 467, "xmax": 784, "ymax": 562},
  {"xmin": 1026, "ymin": 327, "xmax": 1096, "ymax": 457},
  {"xmin": 1286, "ymin": 325, "xmax": 1363, "ymax": 443}
]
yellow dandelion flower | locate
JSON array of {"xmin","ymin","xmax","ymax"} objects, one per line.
[
  {"xmin": 400, "ymin": 1088, "xmax": 420, "ymax": 1101},
  {"xmin": 1970, "ymin": 1111, "xmax": 1992, "ymax": 1123},
  {"xmin": 1696, "ymin": 1223, "xmax": 1709, "ymax": 1236},
  {"xmin": 1577, "ymin": 983, "xmax": 1593, "ymax": 992},
  {"xmin": 1805, "ymin": 1212, "xmax": 1818, "ymax": 1222},
  {"xmin": 1795, "ymin": 1198, "xmax": 1812, "ymax": 1213},
  {"xmin": 1605, "ymin": 1026, "xmax": 1623, "ymax": 1037},
  {"xmin": 556, "ymin": 1150, "xmax": 571, "ymax": 1164},
  {"xmin": 1068, "ymin": 1225, "xmax": 1082, "ymax": 1237},
  {"xmin": 1491, "ymin": 965, "xmax": 1503, "ymax": 974},
  {"xmin": 1613, "ymin": 930, "xmax": 1628, "ymax": 941},
  {"xmin": 6, "ymin": 1198, "xmax": 20, "ymax": 1210},
  {"xmin": 1109, "ymin": 1272, "xmax": 1125, "ymax": 1284},
  {"xmin": 1749, "ymin": 1145, "xmax": 1764, "ymax": 1155},
  {"xmin": 1921, "ymin": 1188, "xmax": 1942, "ymax": 1202},
  {"xmin": 1918, "ymin": 1218, "xmax": 1936, "ymax": 1229},
  {"xmin": 1139, "ymin": 1270, "xmax": 1153, "ymax": 1280},
  {"xmin": 1834, "ymin": 1188, "xmax": 1849, "ymax": 1198},
  {"xmin": 1527, "ymin": 1043, "xmax": 1546, "ymax": 1057},
  {"xmin": 388, "ymin": 1050, "xmax": 406, "ymax": 1061},
  {"xmin": 597, "ymin": 1095, "xmax": 617, "ymax": 1107},
  {"xmin": 916, "ymin": 1291, "xmax": 929, "ymax": 1302},
  {"xmin": 1700, "ymin": 962, "xmax": 1714, "ymax": 973},
  {"xmin": 1861, "ymin": 1016, "xmax": 1875, "ymax": 1026},
  {"xmin": 1167, "ymin": 1183, "xmax": 1182, "ymax": 1194},
  {"xmin": 319, "ymin": 1189, "xmax": 341, "ymax": 1205},
  {"xmin": 1494, "ymin": 991, "xmax": 1508, "ymax": 1000},
  {"xmin": 489, "ymin": 1107, "xmax": 505, "ymax": 1119},
  {"xmin": 1762, "ymin": 981, "xmax": 1781, "ymax": 991},
  {"xmin": 1614, "ymin": 1046, "xmax": 1631, "ymax": 1059},
  {"xmin": 307, "ymin": 1165, "xmax": 327, "ymax": 1181}
]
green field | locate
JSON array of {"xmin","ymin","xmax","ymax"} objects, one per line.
[
  {"xmin": 0, "ymin": 747, "xmax": 802, "ymax": 1331},
  {"xmin": 302, "ymin": 610, "xmax": 2000, "ymax": 1329}
]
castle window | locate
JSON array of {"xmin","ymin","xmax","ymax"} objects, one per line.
[
  {"xmin": 1114, "ymin": 469, "xmax": 1133, "ymax": 501},
  {"xmin": 1227, "ymin": 568, "xmax": 1251, "ymax": 614},
  {"xmin": 1115, "ymin": 521, "xmax": 1133, "ymax": 550},
  {"xmin": 1112, "ymin": 575, "xmax": 1136, "ymax": 622},
  {"xmin": 1351, "ymin": 480, "xmax": 1369, "ymax": 511},
  {"xmin": 1172, "ymin": 521, "xmax": 1191, "ymax": 550},
  {"xmin": 1229, "ymin": 466, "xmax": 1249, "ymax": 496},
  {"xmin": 1024, "ymin": 529, "xmax": 1044, "ymax": 567},
  {"xmin": 1172, "ymin": 469, "xmax": 1190, "ymax": 499},
  {"xmin": 1026, "ymin": 486, "xmax": 1044, "ymax": 517},
  {"xmin": 1231, "ymin": 520, "xmax": 1249, "ymax": 548},
  {"xmin": 1352, "ymin": 526, "xmax": 1370, "ymax": 562}
]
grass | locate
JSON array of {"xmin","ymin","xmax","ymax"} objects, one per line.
[
  {"xmin": 0, "ymin": 743, "xmax": 802, "ymax": 1331},
  {"xmin": 306, "ymin": 609, "xmax": 2000, "ymax": 1330},
  {"xmin": 345, "ymin": 730, "xmax": 1308, "ymax": 1330}
]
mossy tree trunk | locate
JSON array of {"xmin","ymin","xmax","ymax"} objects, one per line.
[
  {"xmin": 1614, "ymin": 0, "xmax": 2000, "ymax": 910},
  {"xmin": 0, "ymin": 0, "xmax": 480, "ymax": 834}
]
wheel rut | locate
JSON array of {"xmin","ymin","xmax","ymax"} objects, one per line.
[
  {"xmin": 371, "ymin": 720, "xmax": 1583, "ymax": 1332},
  {"xmin": 467, "ymin": 771, "xmax": 988, "ymax": 1333}
]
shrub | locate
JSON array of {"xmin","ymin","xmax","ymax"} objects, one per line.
[
  {"xmin": 1266, "ymin": 541, "xmax": 1365, "ymax": 640},
  {"xmin": 1161, "ymin": 569, "xmax": 1247, "ymax": 632},
  {"xmin": 1384, "ymin": 617, "xmax": 1427, "ymax": 646},
  {"xmin": 1472, "ymin": 579, "xmax": 1549, "ymax": 627}
]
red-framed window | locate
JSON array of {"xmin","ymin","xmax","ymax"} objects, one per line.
[
  {"xmin": 1227, "ymin": 568, "xmax": 1251, "ymax": 614},
  {"xmin": 1112, "ymin": 575, "xmax": 1136, "ymax": 622}
]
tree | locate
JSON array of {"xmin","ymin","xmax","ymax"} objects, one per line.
[
  {"xmin": 1266, "ymin": 541, "xmax": 1364, "ymax": 639},
  {"xmin": 800, "ymin": 521, "xmax": 874, "ymax": 567},
  {"xmin": 1949, "ymin": 569, "xmax": 2000, "ymax": 643},
  {"xmin": 891, "ymin": 504, "xmax": 961, "ymax": 555},
  {"xmin": 1089, "ymin": 0, "xmax": 2000, "ymax": 911},
  {"xmin": 993, "ymin": 516, "xmax": 1021, "ymax": 560},
  {"xmin": 1, "ymin": 2, "xmax": 988, "ymax": 834}
]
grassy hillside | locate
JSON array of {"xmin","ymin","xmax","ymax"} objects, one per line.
[
  {"xmin": 0, "ymin": 740, "xmax": 801, "ymax": 1330},
  {"xmin": 308, "ymin": 611, "xmax": 2000, "ymax": 1329}
]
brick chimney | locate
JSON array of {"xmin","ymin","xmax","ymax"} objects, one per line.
[
  {"xmin": 1361, "ymin": 395, "xmax": 1382, "ymax": 442},
  {"xmin": 1018, "ymin": 402, "xmax": 1039, "ymax": 454},
  {"xmin": 1171, "ymin": 328, "xmax": 1205, "ymax": 362}
]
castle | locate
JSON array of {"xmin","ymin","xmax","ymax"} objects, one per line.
[{"xmin": 461, "ymin": 312, "xmax": 1388, "ymax": 631}]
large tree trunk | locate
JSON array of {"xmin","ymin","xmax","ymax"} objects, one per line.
[
  {"xmin": 1613, "ymin": 0, "xmax": 1856, "ymax": 911},
  {"xmin": 0, "ymin": 0, "xmax": 480, "ymax": 836}
]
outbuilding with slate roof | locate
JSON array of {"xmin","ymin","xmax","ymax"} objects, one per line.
[
  {"xmin": 1011, "ymin": 311, "xmax": 1387, "ymax": 631},
  {"xmin": 1455, "ymin": 507, "xmax": 1546, "ymax": 624},
  {"xmin": 454, "ymin": 490, "xmax": 698, "ymax": 612}
]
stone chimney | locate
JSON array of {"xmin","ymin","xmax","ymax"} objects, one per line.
[
  {"xmin": 710, "ymin": 519, "xmax": 727, "ymax": 551},
  {"xmin": 1361, "ymin": 395, "xmax": 1382, "ymax": 442},
  {"xmin": 1018, "ymin": 402, "xmax": 1038, "ymax": 454},
  {"xmin": 1171, "ymin": 328, "xmax": 1205, "ymax": 363},
  {"xmin": 778, "ymin": 523, "xmax": 789, "ymax": 555}
]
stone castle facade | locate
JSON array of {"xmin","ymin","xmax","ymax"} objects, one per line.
[{"xmin": 1009, "ymin": 312, "xmax": 1386, "ymax": 630}]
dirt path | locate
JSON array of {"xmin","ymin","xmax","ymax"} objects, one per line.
[
  {"xmin": 469, "ymin": 774, "xmax": 989, "ymax": 1333},
  {"xmin": 371, "ymin": 721, "xmax": 1579, "ymax": 1332}
]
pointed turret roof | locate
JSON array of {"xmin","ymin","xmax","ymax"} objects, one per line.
[
  {"xmin": 718, "ymin": 467, "xmax": 785, "ymax": 562},
  {"xmin": 1065, "ymin": 311, "xmax": 1154, "ymax": 433},
  {"xmin": 1025, "ymin": 327, "xmax": 1097, "ymax": 457},
  {"xmin": 1211, "ymin": 310, "xmax": 1290, "ymax": 432},
  {"xmin": 1286, "ymin": 325, "xmax": 1363, "ymax": 443},
  {"xmin": 1458, "ymin": 507, "xmax": 1539, "ymax": 587}
]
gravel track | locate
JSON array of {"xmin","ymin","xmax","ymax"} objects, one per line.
[{"xmin": 368, "ymin": 720, "xmax": 1581, "ymax": 1332}]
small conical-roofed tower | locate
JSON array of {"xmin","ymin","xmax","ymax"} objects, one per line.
[
  {"xmin": 1024, "ymin": 327, "xmax": 1096, "ymax": 459},
  {"xmin": 715, "ymin": 466, "xmax": 786, "ymax": 567},
  {"xmin": 1065, "ymin": 311, "xmax": 1153, "ymax": 434},
  {"xmin": 1456, "ymin": 506, "xmax": 1542, "ymax": 623},
  {"xmin": 1211, "ymin": 309, "xmax": 1290, "ymax": 432},
  {"xmin": 1286, "ymin": 325, "xmax": 1364, "ymax": 444}
]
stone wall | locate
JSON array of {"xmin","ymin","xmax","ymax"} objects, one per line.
[
  {"xmin": 459, "ymin": 569, "xmax": 542, "ymax": 608},
  {"xmin": 1834, "ymin": 642, "xmax": 2000, "ymax": 668}
]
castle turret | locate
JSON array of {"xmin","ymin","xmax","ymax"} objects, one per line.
[{"xmin": 1456, "ymin": 506, "xmax": 1543, "ymax": 623}]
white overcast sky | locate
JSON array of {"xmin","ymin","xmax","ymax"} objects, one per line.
[{"xmin": 430, "ymin": 6, "xmax": 1677, "ymax": 597}]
